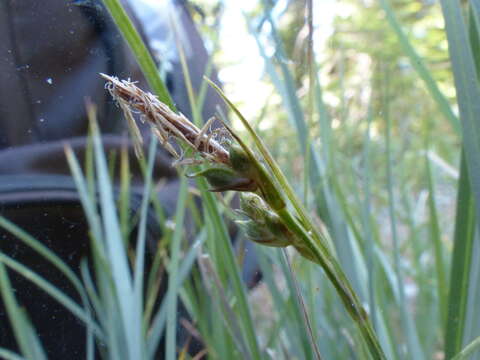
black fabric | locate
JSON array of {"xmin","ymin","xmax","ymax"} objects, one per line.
[
  {"xmin": 0, "ymin": 177, "xmax": 166, "ymax": 358},
  {"xmin": 0, "ymin": 0, "xmax": 223, "ymax": 357},
  {"xmin": 0, "ymin": 200, "xmax": 93, "ymax": 358}
]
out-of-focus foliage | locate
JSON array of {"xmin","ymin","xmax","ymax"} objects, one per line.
[
  {"xmin": 326, "ymin": 0, "xmax": 455, "ymax": 156},
  {"xmin": 5, "ymin": 0, "xmax": 480, "ymax": 358},
  {"xmin": 185, "ymin": 0, "xmax": 467, "ymax": 358}
]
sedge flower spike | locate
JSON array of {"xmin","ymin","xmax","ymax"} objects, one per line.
[{"xmin": 102, "ymin": 74, "xmax": 314, "ymax": 259}]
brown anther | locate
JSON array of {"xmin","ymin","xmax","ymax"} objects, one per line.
[{"xmin": 100, "ymin": 73, "xmax": 230, "ymax": 165}]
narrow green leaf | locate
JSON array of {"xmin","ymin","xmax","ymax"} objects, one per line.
[
  {"xmin": 441, "ymin": 1, "xmax": 480, "ymax": 356},
  {"xmin": 0, "ymin": 216, "xmax": 86, "ymax": 299},
  {"xmin": 0, "ymin": 348, "xmax": 25, "ymax": 360},
  {"xmin": 165, "ymin": 177, "xmax": 188, "ymax": 360},
  {"xmin": 91, "ymin": 116, "xmax": 143, "ymax": 359},
  {"xmin": 197, "ymin": 255, "xmax": 253, "ymax": 360},
  {"xmin": 0, "ymin": 262, "xmax": 42, "ymax": 360},
  {"xmin": 425, "ymin": 154, "xmax": 448, "ymax": 326},
  {"xmin": 281, "ymin": 250, "xmax": 322, "ymax": 360},
  {"xmin": 246, "ymin": 13, "xmax": 365, "ymax": 301},
  {"xmin": 255, "ymin": 247, "xmax": 313, "ymax": 358},
  {"xmin": 379, "ymin": 0, "xmax": 460, "ymax": 134},
  {"xmin": 452, "ymin": 334, "xmax": 480, "ymax": 360},
  {"xmin": 147, "ymin": 230, "xmax": 206, "ymax": 357},
  {"xmin": 362, "ymin": 108, "xmax": 377, "ymax": 331},
  {"xmin": 119, "ymin": 144, "xmax": 131, "ymax": 243},
  {"xmin": 385, "ymin": 82, "xmax": 425, "ymax": 359},
  {"xmin": 0, "ymin": 253, "xmax": 102, "ymax": 338},
  {"xmin": 133, "ymin": 137, "xmax": 158, "ymax": 321},
  {"xmin": 100, "ymin": 0, "xmax": 175, "ymax": 109},
  {"xmin": 200, "ymin": 186, "xmax": 263, "ymax": 360}
]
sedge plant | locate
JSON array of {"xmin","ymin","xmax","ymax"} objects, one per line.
[
  {"xmin": 100, "ymin": 73, "xmax": 386, "ymax": 359},
  {"xmin": 4, "ymin": 0, "xmax": 480, "ymax": 359}
]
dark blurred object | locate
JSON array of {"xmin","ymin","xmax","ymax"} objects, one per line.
[{"xmin": 0, "ymin": 0, "xmax": 223, "ymax": 357}]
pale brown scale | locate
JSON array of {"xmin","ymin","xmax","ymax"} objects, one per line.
[{"xmin": 101, "ymin": 74, "xmax": 230, "ymax": 165}]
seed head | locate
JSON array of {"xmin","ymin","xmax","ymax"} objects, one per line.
[{"xmin": 101, "ymin": 74, "xmax": 230, "ymax": 165}]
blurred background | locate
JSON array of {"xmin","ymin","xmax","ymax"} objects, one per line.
[
  {"xmin": 173, "ymin": 0, "xmax": 462, "ymax": 359},
  {"xmin": 1, "ymin": 0, "xmax": 474, "ymax": 359},
  {"xmin": 115, "ymin": 0, "xmax": 467, "ymax": 358}
]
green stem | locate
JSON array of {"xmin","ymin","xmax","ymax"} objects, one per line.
[
  {"xmin": 445, "ymin": 152, "xmax": 475, "ymax": 358},
  {"xmin": 452, "ymin": 334, "xmax": 480, "ymax": 360},
  {"xmin": 201, "ymin": 187, "xmax": 263, "ymax": 360},
  {"xmin": 206, "ymin": 77, "xmax": 386, "ymax": 359},
  {"xmin": 277, "ymin": 208, "xmax": 387, "ymax": 360}
]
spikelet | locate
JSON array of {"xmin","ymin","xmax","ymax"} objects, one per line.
[
  {"xmin": 101, "ymin": 73, "xmax": 229, "ymax": 165},
  {"xmin": 101, "ymin": 74, "xmax": 314, "ymax": 260}
]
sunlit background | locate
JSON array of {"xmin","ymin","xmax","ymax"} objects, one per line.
[
  {"xmin": 2, "ymin": 0, "xmax": 478, "ymax": 359},
  {"xmin": 129, "ymin": 0, "xmax": 464, "ymax": 358},
  {"xmin": 175, "ymin": 1, "xmax": 462, "ymax": 358}
]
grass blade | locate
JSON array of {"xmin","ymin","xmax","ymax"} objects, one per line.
[
  {"xmin": 379, "ymin": 0, "xmax": 460, "ymax": 134},
  {"xmin": 201, "ymin": 187, "xmax": 263, "ymax": 360},
  {"xmin": 100, "ymin": 0, "xmax": 174, "ymax": 109},
  {"xmin": 245, "ymin": 13, "xmax": 365, "ymax": 300},
  {"xmin": 91, "ymin": 115, "xmax": 143, "ymax": 359},
  {"xmin": 197, "ymin": 255, "xmax": 253, "ymax": 360},
  {"xmin": 282, "ymin": 250, "xmax": 323, "ymax": 360},
  {"xmin": 384, "ymin": 74, "xmax": 425, "ymax": 359},
  {"xmin": 452, "ymin": 335, "xmax": 480, "ymax": 360},
  {"xmin": 0, "ymin": 216, "xmax": 86, "ymax": 300},
  {"xmin": 147, "ymin": 230, "xmax": 206, "ymax": 357},
  {"xmin": 441, "ymin": 1, "xmax": 480, "ymax": 357},
  {"xmin": 362, "ymin": 108, "xmax": 377, "ymax": 331},
  {"xmin": 425, "ymin": 153, "xmax": 448, "ymax": 327},
  {"xmin": 165, "ymin": 177, "xmax": 188, "ymax": 360},
  {"xmin": 0, "ymin": 262, "xmax": 45, "ymax": 360},
  {"xmin": 0, "ymin": 253, "xmax": 101, "ymax": 338},
  {"xmin": 133, "ymin": 137, "xmax": 158, "ymax": 323},
  {"xmin": 0, "ymin": 348, "xmax": 25, "ymax": 360}
]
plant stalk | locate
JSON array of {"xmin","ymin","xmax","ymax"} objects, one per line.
[{"xmin": 277, "ymin": 208, "xmax": 386, "ymax": 360}]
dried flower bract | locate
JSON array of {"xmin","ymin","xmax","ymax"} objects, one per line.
[{"xmin": 101, "ymin": 73, "xmax": 230, "ymax": 165}]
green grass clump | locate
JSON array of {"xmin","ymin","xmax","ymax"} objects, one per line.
[{"xmin": 2, "ymin": 0, "xmax": 480, "ymax": 359}]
